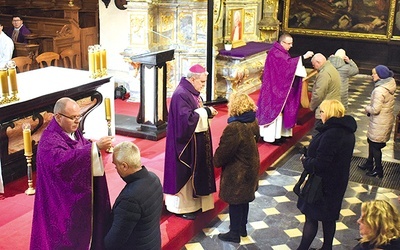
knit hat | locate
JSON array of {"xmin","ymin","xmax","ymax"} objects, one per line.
[
  {"xmin": 189, "ymin": 64, "xmax": 207, "ymax": 74},
  {"xmin": 334, "ymin": 49, "xmax": 346, "ymax": 59},
  {"xmin": 375, "ymin": 65, "xmax": 393, "ymax": 79}
]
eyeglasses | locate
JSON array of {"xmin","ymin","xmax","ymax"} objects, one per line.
[
  {"xmin": 58, "ymin": 113, "xmax": 82, "ymax": 121},
  {"xmin": 282, "ymin": 41, "xmax": 293, "ymax": 45},
  {"xmin": 12, "ymin": 20, "xmax": 22, "ymax": 22}
]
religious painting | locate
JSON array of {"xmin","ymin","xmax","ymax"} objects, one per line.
[
  {"xmin": 229, "ymin": 8, "xmax": 245, "ymax": 43},
  {"xmin": 392, "ymin": 0, "xmax": 400, "ymax": 38},
  {"xmin": 283, "ymin": 0, "xmax": 396, "ymax": 40}
]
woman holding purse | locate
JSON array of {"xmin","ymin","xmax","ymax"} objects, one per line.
[{"xmin": 297, "ymin": 99, "xmax": 357, "ymax": 250}]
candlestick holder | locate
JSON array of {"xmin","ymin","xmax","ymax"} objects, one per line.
[
  {"xmin": 25, "ymin": 153, "xmax": 35, "ymax": 195},
  {"xmin": 9, "ymin": 90, "xmax": 20, "ymax": 102},
  {"xmin": 106, "ymin": 119, "xmax": 113, "ymax": 153},
  {"xmin": 0, "ymin": 93, "xmax": 11, "ymax": 105}
]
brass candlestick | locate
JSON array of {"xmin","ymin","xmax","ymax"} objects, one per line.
[
  {"xmin": 106, "ymin": 119, "xmax": 113, "ymax": 153},
  {"xmin": 10, "ymin": 90, "xmax": 20, "ymax": 102},
  {"xmin": 25, "ymin": 153, "xmax": 35, "ymax": 195},
  {"xmin": 0, "ymin": 93, "xmax": 10, "ymax": 104}
]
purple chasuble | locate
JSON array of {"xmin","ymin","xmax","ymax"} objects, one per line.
[
  {"xmin": 163, "ymin": 77, "xmax": 216, "ymax": 196},
  {"xmin": 256, "ymin": 41, "xmax": 303, "ymax": 128},
  {"xmin": 30, "ymin": 118, "xmax": 111, "ymax": 250}
]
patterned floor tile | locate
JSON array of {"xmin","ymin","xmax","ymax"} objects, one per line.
[{"xmin": 183, "ymin": 74, "xmax": 400, "ymax": 250}]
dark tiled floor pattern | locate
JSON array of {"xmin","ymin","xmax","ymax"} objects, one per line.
[{"xmin": 183, "ymin": 75, "xmax": 400, "ymax": 250}]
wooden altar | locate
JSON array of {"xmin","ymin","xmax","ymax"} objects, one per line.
[{"xmin": 0, "ymin": 67, "xmax": 112, "ymax": 185}]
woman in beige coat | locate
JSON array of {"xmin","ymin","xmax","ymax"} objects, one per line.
[{"xmin": 358, "ymin": 65, "xmax": 396, "ymax": 178}]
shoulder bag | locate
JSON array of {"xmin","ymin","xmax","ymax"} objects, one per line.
[{"xmin": 293, "ymin": 167, "xmax": 323, "ymax": 204}]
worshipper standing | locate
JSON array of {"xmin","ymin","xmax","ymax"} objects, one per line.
[
  {"xmin": 328, "ymin": 48, "xmax": 359, "ymax": 110},
  {"xmin": 104, "ymin": 141, "xmax": 163, "ymax": 250},
  {"xmin": 163, "ymin": 64, "xmax": 218, "ymax": 220},
  {"xmin": 358, "ymin": 65, "xmax": 396, "ymax": 178},
  {"xmin": 353, "ymin": 200, "xmax": 400, "ymax": 250},
  {"xmin": 5, "ymin": 15, "xmax": 31, "ymax": 43},
  {"xmin": 256, "ymin": 33, "xmax": 314, "ymax": 143},
  {"xmin": 30, "ymin": 97, "xmax": 113, "ymax": 250},
  {"xmin": 309, "ymin": 53, "xmax": 341, "ymax": 136},
  {"xmin": 297, "ymin": 99, "xmax": 357, "ymax": 250},
  {"xmin": 214, "ymin": 92, "xmax": 260, "ymax": 243},
  {"xmin": 0, "ymin": 22, "xmax": 14, "ymax": 68}
]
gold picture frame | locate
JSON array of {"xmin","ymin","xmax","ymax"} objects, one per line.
[
  {"xmin": 229, "ymin": 8, "xmax": 246, "ymax": 48},
  {"xmin": 283, "ymin": 0, "xmax": 396, "ymax": 41}
]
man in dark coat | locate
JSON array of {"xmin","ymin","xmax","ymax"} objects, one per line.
[
  {"xmin": 5, "ymin": 15, "xmax": 31, "ymax": 43},
  {"xmin": 104, "ymin": 141, "xmax": 163, "ymax": 250},
  {"xmin": 163, "ymin": 64, "xmax": 218, "ymax": 220}
]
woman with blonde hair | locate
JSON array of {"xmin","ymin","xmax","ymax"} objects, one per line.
[
  {"xmin": 354, "ymin": 200, "xmax": 400, "ymax": 249},
  {"xmin": 214, "ymin": 92, "xmax": 260, "ymax": 243},
  {"xmin": 297, "ymin": 99, "xmax": 357, "ymax": 250}
]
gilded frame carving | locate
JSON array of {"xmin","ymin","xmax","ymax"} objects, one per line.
[{"xmin": 283, "ymin": 0, "xmax": 396, "ymax": 40}]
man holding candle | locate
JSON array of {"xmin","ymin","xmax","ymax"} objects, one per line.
[
  {"xmin": 30, "ymin": 97, "xmax": 113, "ymax": 250},
  {"xmin": 163, "ymin": 64, "xmax": 218, "ymax": 220},
  {"xmin": 0, "ymin": 23, "xmax": 14, "ymax": 68}
]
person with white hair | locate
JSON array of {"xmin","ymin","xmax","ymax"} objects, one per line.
[
  {"xmin": 163, "ymin": 64, "xmax": 218, "ymax": 220},
  {"xmin": 328, "ymin": 48, "xmax": 359, "ymax": 110}
]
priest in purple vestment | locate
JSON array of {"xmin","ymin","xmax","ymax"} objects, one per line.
[
  {"xmin": 256, "ymin": 33, "xmax": 314, "ymax": 143},
  {"xmin": 30, "ymin": 97, "xmax": 113, "ymax": 250},
  {"xmin": 163, "ymin": 64, "xmax": 218, "ymax": 220}
]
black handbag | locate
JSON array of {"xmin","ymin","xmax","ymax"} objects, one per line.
[{"xmin": 293, "ymin": 167, "xmax": 323, "ymax": 204}]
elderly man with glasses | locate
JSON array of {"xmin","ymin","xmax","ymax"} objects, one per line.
[
  {"xmin": 5, "ymin": 15, "xmax": 31, "ymax": 43},
  {"xmin": 30, "ymin": 97, "xmax": 114, "ymax": 250}
]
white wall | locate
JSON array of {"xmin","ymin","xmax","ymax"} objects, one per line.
[{"xmin": 98, "ymin": 1, "xmax": 131, "ymax": 73}]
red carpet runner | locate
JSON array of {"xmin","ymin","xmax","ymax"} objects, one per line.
[{"xmin": 0, "ymin": 90, "xmax": 314, "ymax": 250}]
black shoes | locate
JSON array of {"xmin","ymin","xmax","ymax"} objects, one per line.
[
  {"xmin": 358, "ymin": 163, "xmax": 373, "ymax": 171},
  {"xmin": 218, "ymin": 231, "xmax": 240, "ymax": 243},
  {"xmin": 176, "ymin": 212, "xmax": 196, "ymax": 220},
  {"xmin": 240, "ymin": 229, "xmax": 247, "ymax": 237},
  {"xmin": 366, "ymin": 170, "xmax": 383, "ymax": 178}
]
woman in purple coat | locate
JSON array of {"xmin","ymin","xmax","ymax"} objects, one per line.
[{"xmin": 297, "ymin": 99, "xmax": 357, "ymax": 250}]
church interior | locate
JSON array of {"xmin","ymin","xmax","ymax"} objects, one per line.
[{"xmin": 0, "ymin": 0, "xmax": 400, "ymax": 249}]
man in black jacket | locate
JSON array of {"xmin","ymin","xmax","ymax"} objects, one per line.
[{"xmin": 104, "ymin": 141, "xmax": 163, "ymax": 250}]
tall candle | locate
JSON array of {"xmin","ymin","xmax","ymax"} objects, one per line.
[
  {"xmin": 100, "ymin": 49, "xmax": 107, "ymax": 70},
  {"xmin": 23, "ymin": 126, "xmax": 33, "ymax": 156},
  {"xmin": 95, "ymin": 50, "xmax": 101, "ymax": 71},
  {"xmin": 8, "ymin": 67, "xmax": 18, "ymax": 92},
  {"xmin": 105, "ymin": 97, "xmax": 111, "ymax": 120},
  {"xmin": 0, "ymin": 69, "xmax": 9, "ymax": 95},
  {"xmin": 88, "ymin": 46, "xmax": 95, "ymax": 76}
]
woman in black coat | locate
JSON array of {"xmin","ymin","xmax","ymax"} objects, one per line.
[
  {"xmin": 297, "ymin": 99, "xmax": 357, "ymax": 250},
  {"xmin": 214, "ymin": 92, "xmax": 260, "ymax": 244}
]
